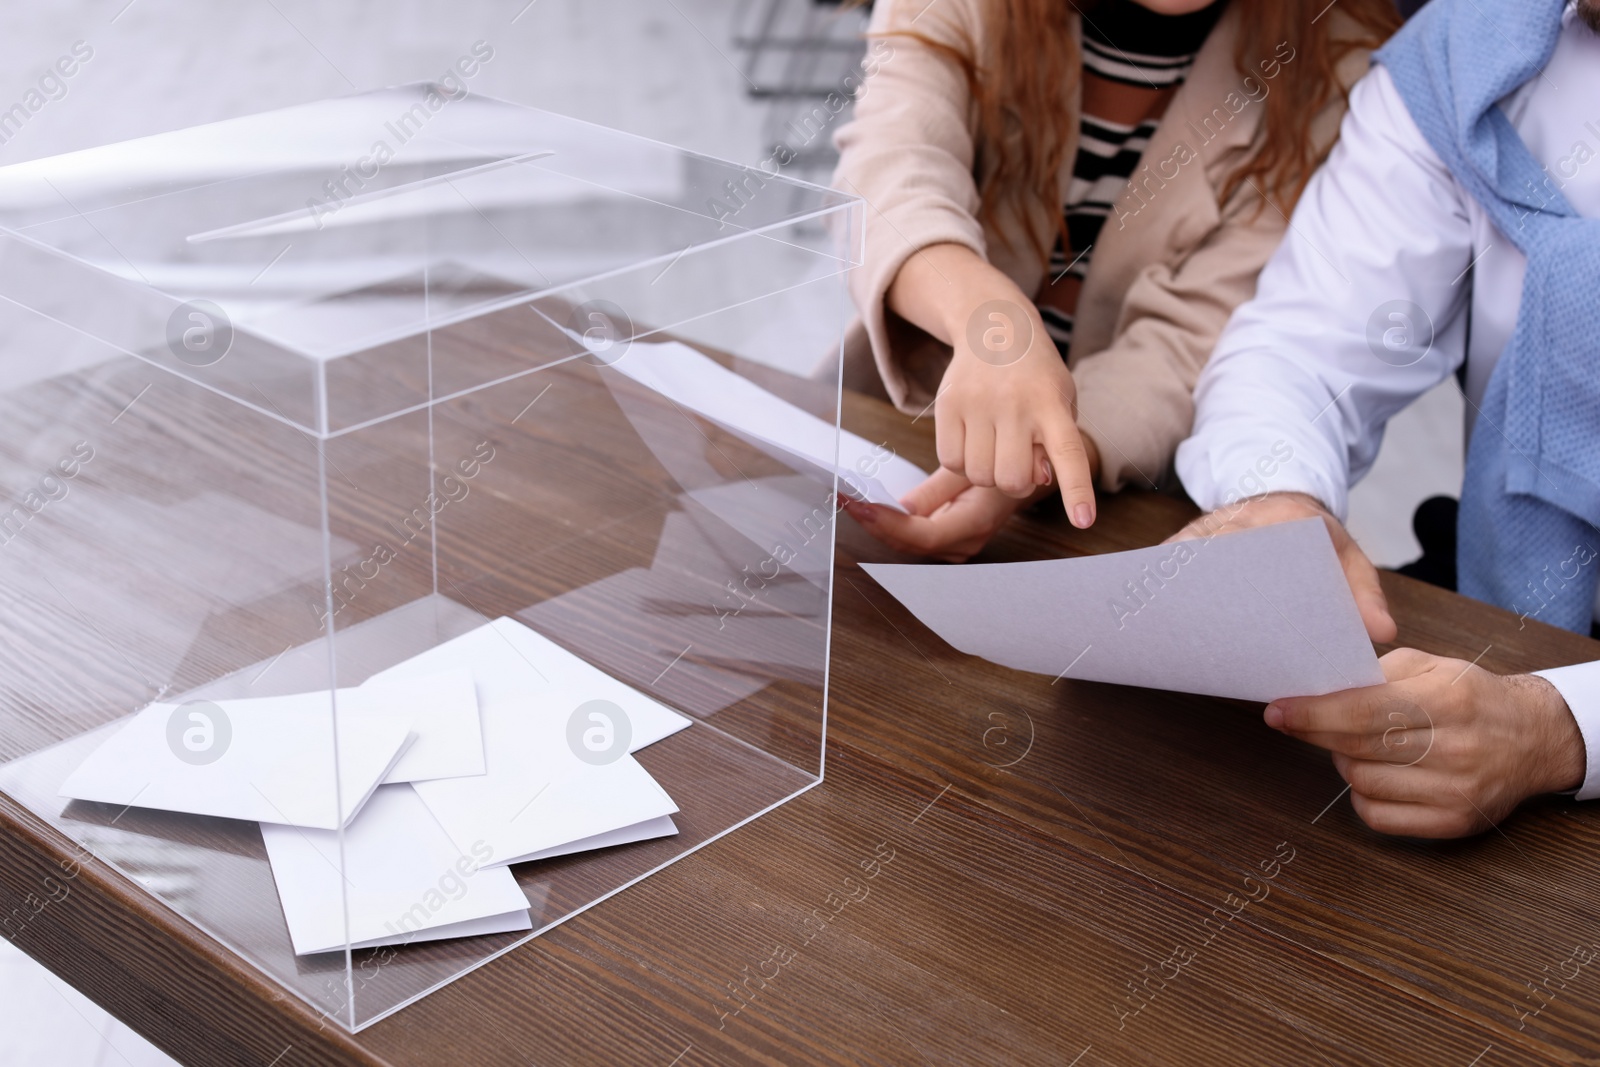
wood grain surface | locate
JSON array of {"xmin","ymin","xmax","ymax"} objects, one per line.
[{"xmin": 3, "ymin": 341, "xmax": 1599, "ymax": 1066}]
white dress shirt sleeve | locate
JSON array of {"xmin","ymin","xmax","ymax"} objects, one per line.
[
  {"xmin": 1533, "ymin": 664, "xmax": 1600, "ymax": 801},
  {"xmin": 1173, "ymin": 65, "xmax": 1600, "ymax": 804},
  {"xmin": 1174, "ymin": 65, "xmax": 1476, "ymax": 520}
]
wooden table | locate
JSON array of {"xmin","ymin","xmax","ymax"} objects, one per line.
[{"xmin": 4, "ymin": 377, "xmax": 1600, "ymax": 1067}]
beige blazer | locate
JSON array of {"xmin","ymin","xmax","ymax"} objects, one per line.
[{"xmin": 832, "ymin": 0, "xmax": 1371, "ymax": 490}]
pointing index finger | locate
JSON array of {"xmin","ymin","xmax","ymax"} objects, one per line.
[{"xmin": 1041, "ymin": 416, "xmax": 1094, "ymax": 529}]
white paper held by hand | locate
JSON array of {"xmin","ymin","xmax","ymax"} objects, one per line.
[{"xmin": 861, "ymin": 518, "xmax": 1383, "ymax": 702}]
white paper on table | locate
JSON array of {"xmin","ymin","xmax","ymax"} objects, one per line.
[
  {"xmin": 58, "ymin": 691, "xmax": 413, "ymax": 830},
  {"xmin": 862, "ymin": 518, "xmax": 1383, "ymax": 703},
  {"xmin": 365, "ymin": 616, "xmax": 693, "ymax": 752},
  {"xmin": 356, "ymin": 668, "xmax": 484, "ymax": 785},
  {"xmin": 607, "ymin": 339, "xmax": 928, "ymax": 510},
  {"xmin": 260, "ymin": 783, "xmax": 533, "ymax": 955},
  {"xmin": 411, "ymin": 679, "xmax": 679, "ymax": 866},
  {"xmin": 515, "ymin": 815, "xmax": 679, "ymax": 863}
]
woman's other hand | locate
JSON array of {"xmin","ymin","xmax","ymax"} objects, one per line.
[{"xmin": 841, "ymin": 468, "xmax": 1032, "ymax": 562}]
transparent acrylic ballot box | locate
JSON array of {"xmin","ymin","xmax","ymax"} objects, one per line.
[{"xmin": 0, "ymin": 83, "xmax": 860, "ymax": 1031}]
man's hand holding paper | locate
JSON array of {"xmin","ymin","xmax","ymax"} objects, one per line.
[
  {"xmin": 1265, "ymin": 648, "xmax": 1584, "ymax": 838},
  {"xmin": 1179, "ymin": 494, "xmax": 1591, "ymax": 839}
]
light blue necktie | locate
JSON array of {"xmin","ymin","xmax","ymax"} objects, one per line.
[{"xmin": 1377, "ymin": 0, "xmax": 1600, "ymax": 633}]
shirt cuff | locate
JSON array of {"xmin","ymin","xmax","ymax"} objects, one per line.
[
  {"xmin": 1174, "ymin": 432, "xmax": 1347, "ymax": 519},
  {"xmin": 1532, "ymin": 661, "xmax": 1600, "ymax": 801}
]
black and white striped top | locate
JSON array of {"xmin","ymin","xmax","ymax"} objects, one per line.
[{"xmin": 1036, "ymin": 0, "xmax": 1227, "ymax": 357}]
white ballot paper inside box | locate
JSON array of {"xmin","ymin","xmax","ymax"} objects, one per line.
[
  {"xmin": 863, "ymin": 518, "xmax": 1383, "ymax": 703},
  {"xmin": 58, "ymin": 670, "xmax": 480, "ymax": 829},
  {"xmin": 261, "ymin": 783, "xmax": 534, "ymax": 956},
  {"xmin": 366, "ymin": 617, "xmax": 690, "ymax": 865},
  {"xmin": 413, "ymin": 715, "xmax": 680, "ymax": 869},
  {"xmin": 361, "ymin": 668, "xmax": 484, "ymax": 785},
  {"xmin": 606, "ymin": 339, "xmax": 928, "ymax": 511}
]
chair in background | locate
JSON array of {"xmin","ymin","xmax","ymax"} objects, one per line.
[{"xmin": 731, "ymin": 0, "xmax": 871, "ymax": 227}]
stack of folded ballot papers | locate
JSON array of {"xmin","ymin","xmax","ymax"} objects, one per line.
[{"xmin": 57, "ymin": 617, "xmax": 693, "ymax": 955}]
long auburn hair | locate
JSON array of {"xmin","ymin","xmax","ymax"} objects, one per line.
[{"xmin": 867, "ymin": 0, "xmax": 1400, "ymax": 264}]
